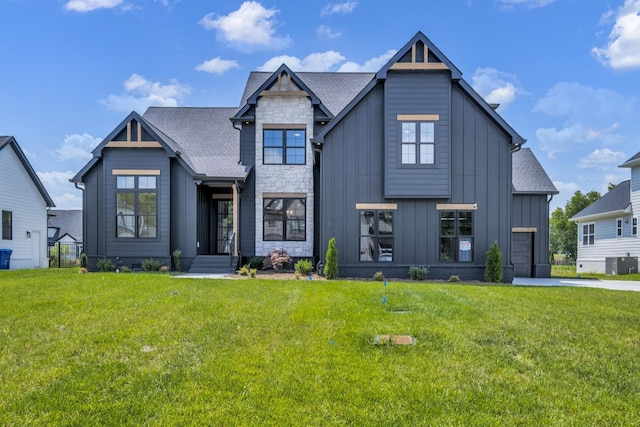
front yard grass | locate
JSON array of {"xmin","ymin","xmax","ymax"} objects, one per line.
[
  {"xmin": 552, "ymin": 264, "xmax": 640, "ymax": 280},
  {"xmin": 1, "ymin": 269, "xmax": 639, "ymax": 425}
]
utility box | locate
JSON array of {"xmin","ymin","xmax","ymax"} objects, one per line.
[
  {"xmin": 605, "ymin": 257, "xmax": 638, "ymax": 275},
  {"xmin": 0, "ymin": 248, "xmax": 12, "ymax": 270}
]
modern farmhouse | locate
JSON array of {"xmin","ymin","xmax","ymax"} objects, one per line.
[{"xmin": 72, "ymin": 31, "xmax": 557, "ymax": 281}]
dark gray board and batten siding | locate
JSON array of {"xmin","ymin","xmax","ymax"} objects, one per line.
[
  {"xmin": 102, "ymin": 148, "xmax": 171, "ymax": 264},
  {"xmin": 319, "ymin": 75, "xmax": 515, "ymax": 281},
  {"xmin": 384, "ymin": 71, "xmax": 451, "ymax": 198}
]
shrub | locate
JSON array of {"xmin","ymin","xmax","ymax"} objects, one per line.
[
  {"xmin": 249, "ymin": 268, "xmax": 257, "ymax": 278},
  {"xmin": 119, "ymin": 266, "xmax": 131, "ymax": 273},
  {"xmin": 373, "ymin": 271, "xmax": 385, "ymax": 281},
  {"xmin": 248, "ymin": 256, "xmax": 264, "ymax": 270},
  {"xmin": 80, "ymin": 252, "xmax": 87, "ymax": 268},
  {"xmin": 324, "ymin": 238, "xmax": 338, "ymax": 280},
  {"xmin": 142, "ymin": 258, "xmax": 162, "ymax": 272},
  {"xmin": 239, "ymin": 265, "xmax": 250, "ymax": 276},
  {"xmin": 485, "ymin": 241, "xmax": 503, "ymax": 283},
  {"xmin": 160, "ymin": 265, "xmax": 169, "ymax": 273},
  {"xmin": 409, "ymin": 265, "xmax": 428, "ymax": 281},
  {"xmin": 264, "ymin": 249, "xmax": 291, "ymax": 271},
  {"xmin": 78, "ymin": 267, "xmax": 88, "ymax": 274},
  {"xmin": 172, "ymin": 249, "xmax": 182, "ymax": 272},
  {"xmin": 294, "ymin": 259, "xmax": 314, "ymax": 276},
  {"xmin": 96, "ymin": 258, "xmax": 115, "ymax": 272},
  {"xmin": 448, "ymin": 274, "xmax": 460, "ymax": 283}
]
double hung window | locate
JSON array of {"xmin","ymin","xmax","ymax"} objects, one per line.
[
  {"xmin": 263, "ymin": 198, "xmax": 306, "ymax": 241},
  {"xmin": 263, "ymin": 129, "xmax": 306, "ymax": 165},
  {"xmin": 116, "ymin": 176, "xmax": 157, "ymax": 238},
  {"xmin": 582, "ymin": 223, "xmax": 595, "ymax": 246}
]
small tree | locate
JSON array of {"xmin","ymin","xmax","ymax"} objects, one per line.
[
  {"xmin": 485, "ymin": 241, "xmax": 503, "ymax": 283},
  {"xmin": 172, "ymin": 249, "xmax": 182, "ymax": 272},
  {"xmin": 324, "ymin": 237, "xmax": 338, "ymax": 279}
]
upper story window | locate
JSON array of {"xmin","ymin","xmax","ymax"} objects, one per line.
[
  {"xmin": 263, "ymin": 198, "xmax": 306, "ymax": 241},
  {"xmin": 633, "ymin": 218, "xmax": 637, "ymax": 236},
  {"xmin": 116, "ymin": 176, "xmax": 157, "ymax": 239},
  {"xmin": 440, "ymin": 211, "xmax": 473, "ymax": 262},
  {"xmin": 359, "ymin": 210, "xmax": 394, "ymax": 262},
  {"xmin": 582, "ymin": 223, "xmax": 595, "ymax": 246},
  {"xmin": 401, "ymin": 121, "xmax": 435, "ymax": 165},
  {"xmin": 2, "ymin": 210, "xmax": 12, "ymax": 240},
  {"xmin": 617, "ymin": 218, "xmax": 623, "ymax": 237},
  {"xmin": 263, "ymin": 129, "xmax": 306, "ymax": 165}
]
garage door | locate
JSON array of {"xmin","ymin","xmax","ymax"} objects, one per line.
[{"xmin": 512, "ymin": 232, "xmax": 533, "ymax": 277}]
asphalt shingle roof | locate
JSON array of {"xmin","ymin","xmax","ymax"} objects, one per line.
[
  {"xmin": 512, "ymin": 148, "xmax": 558, "ymax": 194},
  {"xmin": 240, "ymin": 72, "xmax": 375, "ymax": 117},
  {"xmin": 571, "ymin": 180, "xmax": 631, "ymax": 220},
  {"xmin": 142, "ymin": 107, "xmax": 249, "ymax": 180},
  {"xmin": 48, "ymin": 210, "xmax": 83, "ymax": 242}
]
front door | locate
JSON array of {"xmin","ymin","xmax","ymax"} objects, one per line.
[{"xmin": 215, "ymin": 200, "xmax": 233, "ymax": 254}]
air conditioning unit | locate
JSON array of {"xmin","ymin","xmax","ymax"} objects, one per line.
[{"xmin": 605, "ymin": 257, "xmax": 638, "ymax": 275}]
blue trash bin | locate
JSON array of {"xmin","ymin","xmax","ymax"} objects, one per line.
[{"xmin": 0, "ymin": 248, "xmax": 12, "ymax": 269}]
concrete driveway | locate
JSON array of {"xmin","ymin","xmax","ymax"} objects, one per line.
[{"xmin": 512, "ymin": 277, "xmax": 640, "ymax": 292}]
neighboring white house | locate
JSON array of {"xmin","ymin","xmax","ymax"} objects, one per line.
[
  {"xmin": 0, "ymin": 136, "xmax": 55, "ymax": 269},
  {"xmin": 572, "ymin": 151, "xmax": 640, "ymax": 274}
]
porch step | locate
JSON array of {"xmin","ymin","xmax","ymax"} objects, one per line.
[{"xmin": 188, "ymin": 255, "xmax": 238, "ymax": 274}]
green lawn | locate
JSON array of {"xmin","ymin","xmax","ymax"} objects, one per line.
[{"xmin": 1, "ymin": 269, "xmax": 639, "ymax": 425}]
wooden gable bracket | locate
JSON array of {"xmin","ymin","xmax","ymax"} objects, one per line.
[
  {"xmin": 260, "ymin": 71, "xmax": 308, "ymax": 97},
  {"xmin": 106, "ymin": 119, "xmax": 161, "ymax": 148},
  {"xmin": 390, "ymin": 42, "xmax": 450, "ymax": 71}
]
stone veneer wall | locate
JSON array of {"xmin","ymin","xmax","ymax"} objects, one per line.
[{"xmin": 255, "ymin": 95, "xmax": 314, "ymax": 257}]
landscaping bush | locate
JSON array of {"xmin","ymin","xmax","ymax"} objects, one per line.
[
  {"xmin": 142, "ymin": 258, "xmax": 162, "ymax": 272},
  {"xmin": 448, "ymin": 274, "xmax": 460, "ymax": 283},
  {"xmin": 294, "ymin": 259, "xmax": 314, "ymax": 275},
  {"xmin": 96, "ymin": 258, "xmax": 115, "ymax": 272},
  {"xmin": 373, "ymin": 271, "xmax": 385, "ymax": 281},
  {"xmin": 485, "ymin": 241, "xmax": 503, "ymax": 283},
  {"xmin": 248, "ymin": 256, "xmax": 264, "ymax": 270},
  {"xmin": 239, "ymin": 265, "xmax": 250, "ymax": 276},
  {"xmin": 409, "ymin": 265, "xmax": 428, "ymax": 281},
  {"xmin": 172, "ymin": 249, "xmax": 182, "ymax": 272},
  {"xmin": 80, "ymin": 252, "xmax": 87, "ymax": 269},
  {"xmin": 264, "ymin": 249, "xmax": 291, "ymax": 271},
  {"xmin": 324, "ymin": 238, "xmax": 338, "ymax": 279}
]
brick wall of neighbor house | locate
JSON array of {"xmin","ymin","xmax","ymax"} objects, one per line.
[{"xmin": 255, "ymin": 95, "xmax": 314, "ymax": 257}]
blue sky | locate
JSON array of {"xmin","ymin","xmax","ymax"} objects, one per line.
[{"xmin": 1, "ymin": 0, "xmax": 640, "ymax": 212}]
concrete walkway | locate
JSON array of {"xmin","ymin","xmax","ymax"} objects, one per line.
[{"xmin": 512, "ymin": 277, "xmax": 640, "ymax": 292}]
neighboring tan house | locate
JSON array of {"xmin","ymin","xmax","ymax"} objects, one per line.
[
  {"xmin": 72, "ymin": 31, "xmax": 557, "ymax": 281},
  {"xmin": 572, "ymin": 151, "xmax": 640, "ymax": 274},
  {"xmin": 0, "ymin": 136, "xmax": 55, "ymax": 269}
]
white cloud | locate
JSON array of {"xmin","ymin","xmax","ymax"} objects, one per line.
[
  {"xmin": 337, "ymin": 49, "xmax": 396, "ymax": 72},
  {"xmin": 200, "ymin": 1, "xmax": 291, "ymax": 51},
  {"xmin": 534, "ymin": 82, "xmax": 635, "ymax": 157},
  {"xmin": 321, "ymin": 1, "xmax": 358, "ymax": 16},
  {"xmin": 100, "ymin": 74, "xmax": 190, "ymax": 113},
  {"xmin": 317, "ymin": 25, "xmax": 343, "ymax": 39},
  {"xmin": 258, "ymin": 51, "xmax": 346, "ymax": 72},
  {"xmin": 536, "ymin": 124, "xmax": 620, "ymax": 158},
  {"xmin": 195, "ymin": 57, "xmax": 241, "ymax": 75},
  {"xmin": 36, "ymin": 171, "xmax": 83, "ymax": 210},
  {"xmin": 496, "ymin": 0, "xmax": 556, "ymax": 7},
  {"xmin": 592, "ymin": 0, "xmax": 640, "ymax": 69},
  {"xmin": 576, "ymin": 148, "xmax": 627, "ymax": 170},
  {"xmin": 64, "ymin": 0, "xmax": 125, "ymax": 12},
  {"xmin": 470, "ymin": 67, "xmax": 521, "ymax": 109},
  {"xmin": 56, "ymin": 134, "xmax": 101, "ymax": 161}
]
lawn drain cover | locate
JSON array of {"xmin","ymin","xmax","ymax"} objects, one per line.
[{"xmin": 374, "ymin": 335, "xmax": 416, "ymax": 346}]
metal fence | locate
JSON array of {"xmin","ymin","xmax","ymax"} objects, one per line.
[{"xmin": 49, "ymin": 242, "xmax": 84, "ymax": 268}]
